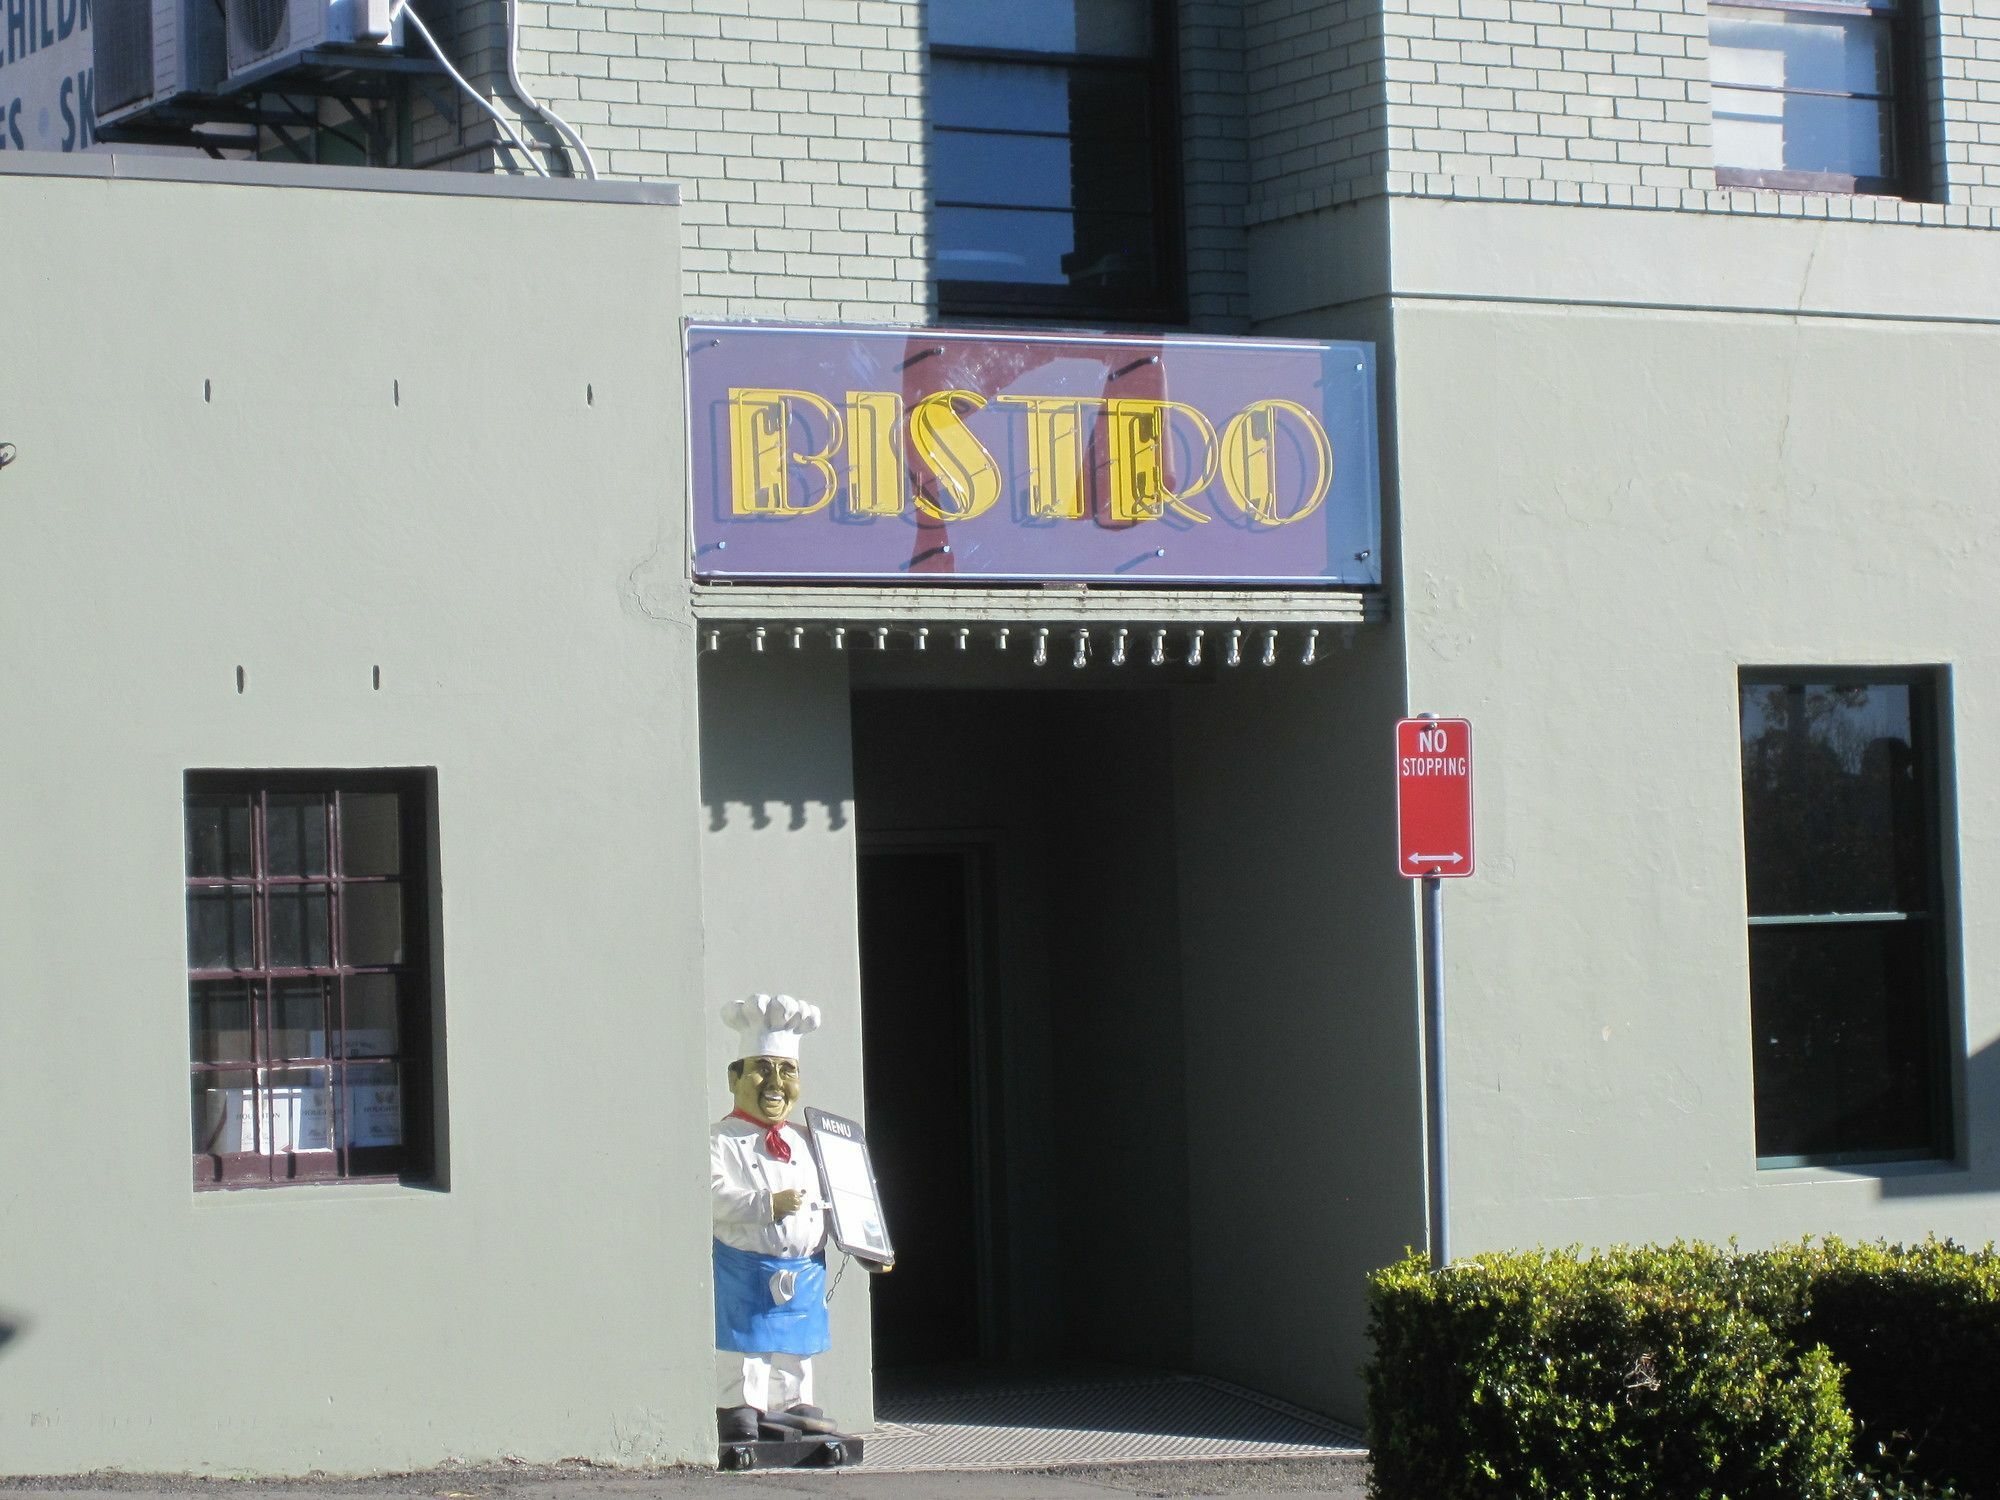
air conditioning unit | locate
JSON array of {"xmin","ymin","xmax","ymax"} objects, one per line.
[
  {"xmin": 222, "ymin": 0, "xmax": 399, "ymax": 89},
  {"xmin": 94, "ymin": 0, "xmax": 226, "ymax": 131}
]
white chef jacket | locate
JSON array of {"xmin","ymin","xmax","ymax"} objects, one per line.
[{"xmin": 711, "ymin": 1114, "xmax": 826, "ymax": 1259}]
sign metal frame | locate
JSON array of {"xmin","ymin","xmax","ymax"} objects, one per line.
[{"xmin": 803, "ymin": 1106, "xmax": 896, "ymax": 1269}]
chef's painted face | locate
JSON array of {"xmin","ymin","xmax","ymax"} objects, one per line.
[{"xmin": 730, "ymin": 1054, "xmax": 800, "ymax": 1124}]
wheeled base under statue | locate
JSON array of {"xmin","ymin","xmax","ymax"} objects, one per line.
[{"xmin": 717, "ymin": 1431, "xmax": 865, "ymax": 1471}]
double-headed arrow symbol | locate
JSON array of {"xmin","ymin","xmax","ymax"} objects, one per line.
[{"xmin": 1407, "ymin": 852, "xmax": 1463, "ymax": 866}]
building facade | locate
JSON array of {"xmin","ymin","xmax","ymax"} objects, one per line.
[{"xmin": 2, "ymin": 0, "xmax": 1999, "ymax": 1475}]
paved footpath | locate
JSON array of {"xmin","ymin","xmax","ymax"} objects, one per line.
[{"xmin": 0, "ymin": 1458, "xmax": 1369, "ymax": 1500}]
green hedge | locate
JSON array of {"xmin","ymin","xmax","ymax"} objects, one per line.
[{"xmin": 1365, "ymin": 1240, "xmax": 1999, "ymax": 1500}]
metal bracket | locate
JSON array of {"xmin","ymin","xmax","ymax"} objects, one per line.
[{"xmin": 0, "ymin": 443, "xmax": 16, "ymax": 470}]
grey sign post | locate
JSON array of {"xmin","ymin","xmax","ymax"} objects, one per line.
[
  {"xmin": 1422, "ymin": 872, "xmax": 1448, "ymax": 1269},
  {"xmin": 1396, "ymin": 714, "xmax": 1475, "ymax": 1271}
]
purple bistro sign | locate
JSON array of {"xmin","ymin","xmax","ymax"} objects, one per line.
[{"xmin": 685, "ymin": 322, "xmax": 1382, "ymax": 587}]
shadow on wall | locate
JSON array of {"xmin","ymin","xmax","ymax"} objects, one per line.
[
  {"xmin": 0, "ymin": 1315, "xmax": 21, "ymax": 1355},
  {"xmin": 1877, "ymin": 1031, "xmax": 2000, "ymax": 1204},
  {"xmin": 697, "ymin": 667, "xmax": 851, "ymax": 836}
]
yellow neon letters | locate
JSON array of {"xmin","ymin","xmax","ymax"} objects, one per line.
[
  {"xmin": 1220, "ymin": 399, "xmax": 1333, "ymax": 526},
  {"xmin": 1104, "ymin": 400, "xmax": 1216, "ymax": 526},
  {"xmin": 724, "ymin": 385, "xmax": 1335, "ymax": 527},
  {"xmin": 995, "ymin": 395, "xmax": 1092, "ymax": 520},
  {"xmin": 728, "ymin": 388, "xmax": 842, "ymax": 516},
  {"xmin": 844, "ymin": 391, "xmax": 906, "ymax": 516},
  {"xmin": 908, "ymin": 391, "xmax": 1003, "ymax": 522}
]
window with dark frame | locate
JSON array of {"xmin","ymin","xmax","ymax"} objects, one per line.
[
  {"xmin": 1739, "ymin": 673, "xmax": 1953, "ymax": 1167},
  {"xmin": 1710, "ymin": 0, "xmax": 1928, "ymax": 196},
  {"xmin": 929, "ymin": 0, "xmax": 1184, "ymax": 323},
  {"xmin": 185, "ymin": 773, "xmax": 436, "ymax": 1189}
]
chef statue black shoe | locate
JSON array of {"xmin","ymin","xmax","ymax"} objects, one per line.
[{"xmin": 712, "ymin": 993, "xmax": 839, "ymax": 1445}]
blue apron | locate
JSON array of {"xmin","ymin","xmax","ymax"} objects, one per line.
[{"xmin": 713, "ymin": 1239, "xmax": 830, "ymax": 1356}]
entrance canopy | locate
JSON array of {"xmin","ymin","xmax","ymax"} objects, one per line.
[{"xmin": 694, "ymin": 583, "xmax": 1383, "ymax": 670}]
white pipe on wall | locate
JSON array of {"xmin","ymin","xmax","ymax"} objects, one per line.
[{"xmin": 507, "ymin": 0, "xmax": 599, "ymax": 179}]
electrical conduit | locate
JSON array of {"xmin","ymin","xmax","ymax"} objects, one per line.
[
  {"xmin": 392, "ymin": 0, "xmax": 549, "ymax": 176},
  {"xmin": 507, "ymin": 0, "xmax": 599, "ymax": 179}
]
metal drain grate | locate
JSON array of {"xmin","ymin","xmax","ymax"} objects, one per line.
[{"xmin": 865, "ymin": 1370, "xmax": 1367, "ymax": 1472}]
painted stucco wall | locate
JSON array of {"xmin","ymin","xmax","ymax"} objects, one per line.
[
  {"xmin": 1378, "ymin": 198, "xmax": 2000, "ymax": 1254},
  {"xmin": 695, "ymin": 651, "xmax": 875, "ymax": 1431},
  {"xmin": 1171, "ymin": 644, "xmax": 1427, "ymax": 1428},
  {"xmin": 0, "ymin": 159, "xmax": 707, "ymax": 1475}
]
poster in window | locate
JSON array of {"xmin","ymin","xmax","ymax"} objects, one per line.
[
  {"xmin": 216, "ymin": 1082, "xmax": 332, "ymax": 1153},
  {"xmin": 345, "ymin": 1066, "xmax": 402, "ymax": 1147},
  {"xmin": 803, "ymin": 1107, "xmax": 895, "ymax": 1267}
]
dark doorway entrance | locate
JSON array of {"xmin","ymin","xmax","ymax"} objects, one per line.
[
  {"xmin": 851, "ymin": 689, "xmax": 1198, "ymax": 1382},
  {"xmin": 857, "ymin": 845, "xmax": 993, "ymax": 1369}
]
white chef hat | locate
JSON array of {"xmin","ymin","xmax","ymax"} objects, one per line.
[{"xmin": 721, "ymin": 992, "xmax": 822, "ymax": 1061}]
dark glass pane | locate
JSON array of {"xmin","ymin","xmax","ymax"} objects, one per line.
[
  {"xmin": 338, "ymin": 792, "xmax": 402, "ymax": 877},
  {"xmin": 932, "ymin": 0, "xmax": 1150, "ymax": 56},
  {"xmin": 936, "ymin": 131, "xmax": 1080, "ymax": 210},
  {"xmin": 190, "ymin": 980, "xmax": 254, "ymax": 1063},
  {"xmin": 268, "ymin": 884, "xmax": 332, "ymax": 968},
  {"xmin": 936, "ymin": 204, "xmax": 1075, "ymax": 285},
  {"xmin": 187, "ymin": 886, "xmax": 255, "ymax": 970},
  {"xmin": 1714, "ymin": 88, "xmax": 1894, "ymax": 178},
  {"xmin": 1750, "ymin": 921, "xmax": 1941, "ymax": 1160},
  {"xmin": 264, "ymin": 1067, "xmax": 334, "ymax": 1152},
  {"xmin": 1067, "ymin": 62, "xmax": 1153, "ymax": 146},
  {"xmin": 935, "ymin": 129, "xmax": 1154, "ymax": 213},
  {"xmin": 1711, "ymin": 8, "xmax": 1894, "ymax": 97},
  {"xmin": 934, "ymin": 59, "xmax": 1072, "ymax": 133},
  {"xmin": 344, "ymin": 1061, "xmax": 403, "ymax": 1147},
  {"xmin": 267, "ymin": 793, "xmax": 329, "ymax": 877},
  {"xmin": 932, "ymin": 59, "xmax": 1150, "ymax": 140},
  {"xmin": 192, "ymin": 1068, "xmax": 255, "ymax": 1154},
  {"xmin": 936, "ymin": 207, "xmax": 1160, "ymax": 293},
  {"xmin": 185, "ymin": 795, "xmax": 253, "ymax": 878},
  {"xmin": 343, "ymin": 973, "xmax": 403, "ymax": 1058},
  {"xmin": 1740, "ymin": 682, "xmax": 1924, "ymax": 915},
  {"xmin": 344, "ymin": 881, "xmax": 405, "ymax": 967},
  {"xmin": 270, "ymin": 977, "xmax": 330, "ymax": 1060},
  {"xmin": 1066, "ymin": 213, "xmax": 1162, "ymax": 295}
]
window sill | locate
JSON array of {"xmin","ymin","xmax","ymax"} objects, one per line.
[
  {"xmin": 1754, "ymin": 1153, "xmax": 1960, "ymax": 1180},
  {"xmin": 192, "ymin": 1177, "xmax": 446, "ymax": 1205},
  {"xmin": 1715, "ymin": 166, "xmax": 1914, "ymax": 199}
]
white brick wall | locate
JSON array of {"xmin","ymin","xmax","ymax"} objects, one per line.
[
  {"xmin": 418, "ymin": 0, "xmax": 2000, "ymax": 324},
  {"xmin": 451, "ymin": 0, "xmax": 929, "ymax": 323},
  {"xmin": 1181, "ymin": 1, "xmax": 1253, "ymax": 328},
  {"xmin": 442, "ymin": 0, "xmax": 1256, "ymax": 327},
  {"xmin": 1246, "ymin": 0, "xmax": 1392, "ymax": 222},
  {"xmin": 1940, "ymin": 0, "xmax": 2000, "ymax": 203},
  {"xmin": 1380, "ymin": 0, "xmax": 1715, "ymax": 194},
  {"xmin": 1241, "ymin": 0, "xmax": 2000, "ymax": 224}
]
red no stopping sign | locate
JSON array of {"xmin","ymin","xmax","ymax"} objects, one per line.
[{"xmin": 1396, "ymin": 718, "xmax": 1474, "ymax": 878}]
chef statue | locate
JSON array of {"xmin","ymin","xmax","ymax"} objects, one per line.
[{"xmin": 712, "ymin": 992, "xmax": 838, "ymax": 1446}]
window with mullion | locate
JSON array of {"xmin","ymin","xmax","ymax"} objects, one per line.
[
  {"xmin": 1710, "ymin": 0, "xmax": 1926, "ymax": 197},
  {"xmin": 185, "ymin": 776, "xmax": 427, "ymax": 1189},
  {"xmin": 1739, "ymin": 673, "xmax": 1953, "ymax": 1166},
  {"xmin": 930, "ymin": 0, "xmax": 1183, "ymax": 321}
]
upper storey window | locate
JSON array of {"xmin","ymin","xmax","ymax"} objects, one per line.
[
  {"xmin": 929, "ymin": 0, "xmax": 1183, "ymax": 322},
  {"xmin": 1710, "ymin": 0, "xmax": 1926, "ymax": 196}
]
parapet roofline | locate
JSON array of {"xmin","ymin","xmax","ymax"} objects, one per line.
[{"xmin": 0, "ymin": 151, "xmax": 679, "ymax": 206}]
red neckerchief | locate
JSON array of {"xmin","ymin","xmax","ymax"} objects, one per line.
[{"xmin": 728, "ymin": 1108, "xmax": 793, "ymax": 1163}]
